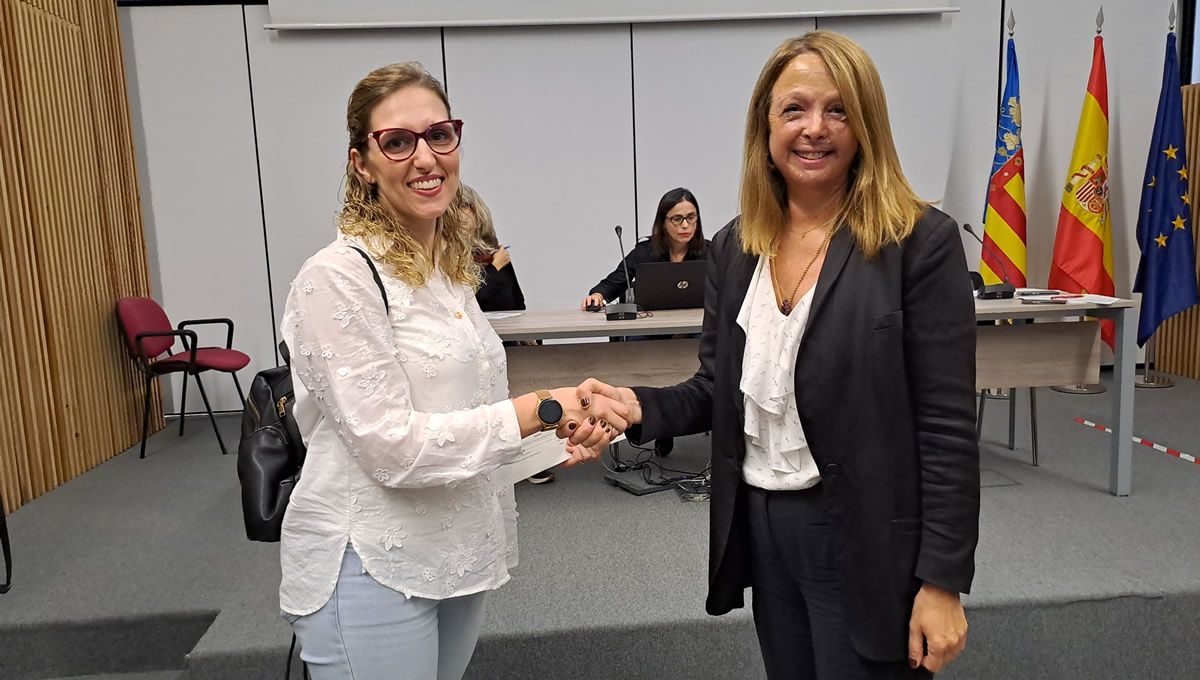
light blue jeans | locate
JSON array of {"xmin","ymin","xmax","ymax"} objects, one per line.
[{"xmin": 285, "ymin": 546, "xmax": 489, "ymax": 680}]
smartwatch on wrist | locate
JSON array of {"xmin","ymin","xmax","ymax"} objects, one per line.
[{"xmin": 534, "ymin": 389, "xmax": 564, "ymax": 431}]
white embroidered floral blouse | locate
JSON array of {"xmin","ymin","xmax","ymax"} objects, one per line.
[{"xmin": 278, "ymin": 237, "xmax": 523, "ymax": 615}]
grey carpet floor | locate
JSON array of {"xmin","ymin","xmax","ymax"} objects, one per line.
[{"xmin": 2, "ymin": 371, "xmax": 1199, "ymax": 678}]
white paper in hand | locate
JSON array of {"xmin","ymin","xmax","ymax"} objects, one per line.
[{"xmin": 503, "ymin": 431, "xmax": 571, "ymax": 484}]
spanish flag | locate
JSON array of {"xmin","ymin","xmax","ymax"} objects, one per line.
[
  {"xmin": 982, "ymin": 37, "xmax": 1026, "ymax": 287},
  {"xmin": 1048, "ymin": 35, "xmax": 1116, "ymax": 348}
]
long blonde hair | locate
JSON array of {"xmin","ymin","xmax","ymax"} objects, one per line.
[
  {"xmin": 739, "ymin": 31, "xmax": 927, "ymax": 258},
  {"xmin": 340, "ymin": 62, "xmax": 477, "ymax": 288}
]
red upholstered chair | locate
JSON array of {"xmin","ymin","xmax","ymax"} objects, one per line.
[{"xmin": 116, "ymin": 297, "xmax": 250, "ymax": 458}]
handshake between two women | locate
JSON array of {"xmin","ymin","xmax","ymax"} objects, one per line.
[{"xmin": 527, "ymin": 379, "xmax": 640, "ymax": 466}]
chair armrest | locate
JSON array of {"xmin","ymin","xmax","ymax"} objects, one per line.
[
  {"xmin": 177, "ymin": 318, "xmax": 235, "ymax": 349},
  {"xmin": 135, "ymin": 329, "xmax": 200, "ymax": 366}
]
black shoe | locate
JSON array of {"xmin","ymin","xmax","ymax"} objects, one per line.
[
  {"xmin": 526, "ymin": 470, "xmax": 556, "ymax": 484},
  {"xmin": 655, "ymin": 437, "xmax": 674, "ymax": 457}
]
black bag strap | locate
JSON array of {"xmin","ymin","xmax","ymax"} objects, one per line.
[
  {"xmin": 348, "ymin": 246, "xmax": 389, "ymax": 313},
  {"xmin": 277, "ymin": 246, "xmax": 389, "ymax": 367},
  {"xmin": 1, "ymin": 497, "xmax": 11, "ymax": 594}
]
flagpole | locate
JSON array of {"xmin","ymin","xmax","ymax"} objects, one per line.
[
  {"xmin": 1135, "ymin": 3, "xmax": 1184, "ymax": 390},
  {"xmin": 1136, "ymin": 334, "xmax": 1176, "ymax": 387},
  {"xmin": 1052, "ymin": 6, "xmax": 1110, "ymax": 397}
]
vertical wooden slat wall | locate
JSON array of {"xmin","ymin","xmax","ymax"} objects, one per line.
[
  {"xmin": 0, "ymin": 0, "xmax": 156, "ymax": 514},
  {"xmin": 1157, "ymin": 84, "xmax": 1200, "ymax": 378}
]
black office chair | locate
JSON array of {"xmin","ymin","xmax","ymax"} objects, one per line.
[
  {"xmin": 968, "ymin": 270, "xmax": 985, "ymax": 293},
  {"xmin": 976, "ymin": 386, "xmax": 1039, "ymax": 466}
]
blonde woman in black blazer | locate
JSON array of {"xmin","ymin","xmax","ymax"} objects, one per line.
[{"xmin": 575, "ymin": 32, "xmax": 979, "ymax": 679}]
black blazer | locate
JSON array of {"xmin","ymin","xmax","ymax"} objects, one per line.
[
  {"xmin": 476, "ymin": 261, "xmax": 526, "ymax": 312},
  {"xmin": 589, "ymin": 238, "xmax": 710, "ymax": 302},
  {"xmin": 628, "ymin": 207, "xmax": 980, "ymax": 662}
]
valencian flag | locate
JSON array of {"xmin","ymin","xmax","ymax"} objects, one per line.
[
  {"xmin": 1133, "ymin": 31, "xmax": 1198, "ymax": 346},
  {"xmin": 1048, "ymin": 34, "xmax": 1116, "ymax": 348},
  {"xmin": 981, "ymin": 37, "xmax": 1026, "ymax": 287}
]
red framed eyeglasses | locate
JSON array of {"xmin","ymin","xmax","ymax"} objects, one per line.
[{"xmin": 368, "ymin": 119, "xmax": 464, "ymax": 162}]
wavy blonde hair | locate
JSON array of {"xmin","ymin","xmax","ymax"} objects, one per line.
[
  {"xmin": 739, "ymin": 31, "xmax": 927, "ymax": 259},
  {"xmin": 457, "ymin": 184, "xmax": 498, "ymax": 250},
  {"xmin": 340, "ymin": 62, "xmax": 478, "ymax": 288}
]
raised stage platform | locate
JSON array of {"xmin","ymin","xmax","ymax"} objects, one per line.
[{"xmin": 2, "ymin": 373, "xmax": 1199, "ymax": 679}]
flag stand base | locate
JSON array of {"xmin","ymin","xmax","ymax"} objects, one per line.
[
  {"xmin": 1135, "ymin": 339, "xmax": 1175, "ymax": 389},
  {"xmin": 1135, "ymin": 373, "xmax": 1174, "ymax": 389},
  {"xmin": 1050, "ymin": 384, "xmax": 1107, "ymax": 395}
]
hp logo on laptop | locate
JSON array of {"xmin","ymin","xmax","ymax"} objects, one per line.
[{"xmin": 677, "ymin": 281, "xmax": 689, "ymax": 289}]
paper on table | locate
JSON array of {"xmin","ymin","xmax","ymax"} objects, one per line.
[
  {"xmin": 484, "ymin": 311, "xmax": 523, "ymax": 320},
  {"xmin": 501, "ymin": 430, "xmax": 627, "ymax": 484},
  {"xmin": 1075, "ymin": 294, "xmax": 1120, "ymax": 306}
]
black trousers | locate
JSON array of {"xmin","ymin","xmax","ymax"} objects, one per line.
[{"xmin": 745, "ymin": 484, "xmax": 930, "ymax": 680}]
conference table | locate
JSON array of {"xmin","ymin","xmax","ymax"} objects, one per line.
[{"xmin": 491, "ymin": 297, "xmax": 1139, "ymax": 496}]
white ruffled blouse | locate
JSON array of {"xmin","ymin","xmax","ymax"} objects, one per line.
[
  {"xmin": 736, "ymin": 256, "xmax": 821, "ymax": 491},
  {"xmin": 278, "ymin": 236, "xmax": 523, "ymax": 615}
]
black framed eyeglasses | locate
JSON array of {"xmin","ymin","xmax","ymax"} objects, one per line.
[
  {"xmin": 368, "ymin": 119, "xmax": 463, "ymax": 162},
  {"xmin": 667, "ymin": 214, "xmax": 699, "ymax": 226}
]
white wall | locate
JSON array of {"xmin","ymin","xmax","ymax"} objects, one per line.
[
  {"xmin": 242, "ymin": 5, "xmax": 444, "ymax": 325},
  {"xmin": 266, "ymin": 0, "xmax": 958, "ymax": 28},
  {"xmin": 443, "ymin": 24, "xmax": 636, "ymax": 311},
  {"xmin": 122, "ymin": 5, "xmax": 275, "ymax": 414},
  {"xmin": 820, "ymin": 12, "xmax": 960, "ymax": 203},
  {"xmin": 941, "ymin": 0, "xmax": 1004, "ymax": 265},
  {"xmin": 630, "ymin": 18, "xmax": 817, "ymax": 234},
  {"xmin": 121, "ymin": 0, "xmax": 1176, "ymax": 402}
]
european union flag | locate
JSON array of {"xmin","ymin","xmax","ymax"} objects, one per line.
[{"xmin": 1133, "ymin": 32, "xmax": 1199, "ymax": 347}]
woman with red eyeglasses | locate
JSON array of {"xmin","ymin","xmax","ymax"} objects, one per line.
[{"xmin": 277, "ymin": 63, "xmax": 628, "ymax": 680}]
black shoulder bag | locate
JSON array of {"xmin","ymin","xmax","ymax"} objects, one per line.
[
  {"xmin": 237, "ymin": 247, "xmax": 389, "ymax": 542},
  {"xmin": 1, "ymin": 494, "xmax": 11, "ymax": 594}
]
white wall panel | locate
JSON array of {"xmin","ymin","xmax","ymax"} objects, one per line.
[
  {"xmin": 940, "ymin": 0, "xmax": 1003, "ymax": 264},
  {"xmin": 268, "ymin": 0, "xmax": 958, "ymax": 28},
  {"xmin": 631, "ymin": 19, "xmax": 815, "ymax": 236},
  {"xmin": 122, "ymin": 5, "xmax": 274, "ymax": 413},
  {"xmin": 819, "ymin": 13, "xmax": 959, "ymax": 207},
  {"xmin": 242, "ymin": 5, "xmax": 444, "ymax": 324},
  {"xmin": 443, "ymin": 25, "xmax": 636, "ymax": 311},
  {"xmin": 122, "ymin": 3, "xmax": 1168, "ymax": 372}
]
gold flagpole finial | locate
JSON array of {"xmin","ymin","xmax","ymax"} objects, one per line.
[
  {"xmin": 1169, "ymin": 2, "xmax": 1177, "ymax": 31},
  {"xmin": 1007, "ymin": 9, "xmax": 1016, "ymax": 37}
]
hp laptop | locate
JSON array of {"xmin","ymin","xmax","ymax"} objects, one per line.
[{"xmin": 633, "ymin": 261, "xmax": 706, "ymax": 310}]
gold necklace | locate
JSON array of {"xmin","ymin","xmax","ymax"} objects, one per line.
[{"xmin": 771, "ymin": 226, "xmax": 835, "ymax": 315}]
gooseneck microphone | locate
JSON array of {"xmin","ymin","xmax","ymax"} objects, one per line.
[
  {"xmin": 963, "ymin": 223, "xmax": 1016, "ymax": 300},
  {"xmin": 605, "ymin": 225, "xmax": 640, "ymax": 321}
]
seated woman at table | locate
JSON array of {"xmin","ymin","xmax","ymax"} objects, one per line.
[
  {"xmin": 578, "ymin": 187, "xmax": 708, "ymax": 457},
  {"xmin": 578, "ymin": 187, "xmax": 709, "ymax": 310},
  {"xmin": 462, "ymin": 184, "xmax": 526, "ymax": 313}
]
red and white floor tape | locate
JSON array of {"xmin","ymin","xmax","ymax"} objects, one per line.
[{"xmin": 1073, "ymin": 417, "xmax": 1198, "ymax": 464}]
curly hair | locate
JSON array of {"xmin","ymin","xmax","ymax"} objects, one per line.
[{"xmin": 339, "ymin": 62, "xmax": 478, "ymax": 289}]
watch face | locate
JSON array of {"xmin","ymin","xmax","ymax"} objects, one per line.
[{"xmin": 537, "ymin": 398, "xmax": 564, "ymax": 426}]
